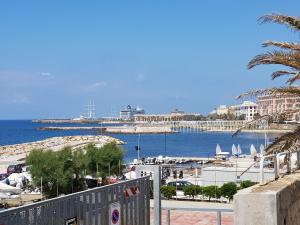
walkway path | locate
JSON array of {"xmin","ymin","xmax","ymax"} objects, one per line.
[{"xmin": 150, "ymin": 200, "xmax": 233, "ymax": 225}]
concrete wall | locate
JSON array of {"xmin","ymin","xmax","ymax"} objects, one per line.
[
  {"xmin": 234, "ymin": 171, "xmax": 300, "ymax": 225},
  {"xmin": 201, "ymin": 166, "xmax": 274, "ymax": 186}
]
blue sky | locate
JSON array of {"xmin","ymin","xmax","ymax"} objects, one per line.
[{"xmin": 0, "ymin": 1, "xmax": 300, "ymax": 119}]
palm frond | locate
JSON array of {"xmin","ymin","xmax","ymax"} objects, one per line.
[
  {"xmin": 248, "ymin": 50, "xmax": 300, "ymax": 71},
  {"xmin": 286, "ymin": 72, "xmax": 300, "ymax": 84},
  {"xmin": 263, "ymin": 41, "xmax": 300, "ymax": 51},
  {"xmin": 233, "ymin": 115, "xmax": 269, "ymax": 136},
  {"xmin": 236, "ymin": 89, "xmax": 270, "ymax": 99},
  {"xmin": 233, "ymin": 109, "xmax": 300, "ymax": 137},
  {"xmin": 269, "ymin": 86, "xmax": 300, "ymax": 96},
  {"xmin": 265, "ymin": 127, "xmax": 300, "ymax": 154},
  {"xmin": 271, "ymin": 70, "xmax": 297, "ymax": 80},
  {"xmin": 259, "ymin": 14, "xmax": 300, "ymax": 32},
  {"xmin": 237, "ymin": 86, "xmax": 300, "ymax": 100}
]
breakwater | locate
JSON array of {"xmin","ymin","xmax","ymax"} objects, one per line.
[
  {"xmin": 39, "ymin": 125, "xmax": 176, "ymax": 134},
  {"xmin": 0, "ymin": 135, "xmax": 124, "ymax": 157}
]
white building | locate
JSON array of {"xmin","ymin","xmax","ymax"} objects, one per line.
[
  {"xmin": 120, "ymin": 105, "xmax": 145, "ymax": 120},
  {"xmin": 235, "ymin": 101, "xmax": 258, "ymax": 121},
  {"xmin": 210, "ymin": 105, "xmax": 228, "ymax": 115}
]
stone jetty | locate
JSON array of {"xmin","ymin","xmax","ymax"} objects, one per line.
[{"xmin": 0, "ymin": 135, "xmax": 124, "ymax": 158}]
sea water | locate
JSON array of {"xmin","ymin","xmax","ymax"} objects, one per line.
[{"xmin": 0, "ymin": 120, "xmax": 278, "ymax": 162}]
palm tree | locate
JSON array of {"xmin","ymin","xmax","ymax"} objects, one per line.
[{"xmin": 239, "ymin": 13, "xmax": 300, "ymax": 154}]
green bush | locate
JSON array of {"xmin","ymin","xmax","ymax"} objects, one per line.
[
  {"xmin": 240, "ymin": 180, "xmax": 256, "ymax": 189},
  {"xmin": 203, "ymin": 185, "xmax": 220, "ymax": 201},
  {"xmin": 220, "ymin": 182, "xmax": 237, "ymax": 202},
  {"xmin": 161, "ymin": 185, "xmax": 176, "ymax": 199},
  {"xmin": 183, "ymin": 185, "xmax": 202, "ymax": 198}
]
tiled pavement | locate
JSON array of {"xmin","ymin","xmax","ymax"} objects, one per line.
[{"xmin": 150, "ymin": 209, "xmax": 234, "ymax": 225}]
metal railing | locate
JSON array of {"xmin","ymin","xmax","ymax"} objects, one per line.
[
  {"xmin": 260, "ymin": 150, "xmax": 300, "ymax": 185},
  {"xmin": 0, "ymin": 177, "xmax": 150, "ymax": 225},
  {"xmin": 160, "ymin": 207, "xmax": 233, "ymax": 225}
]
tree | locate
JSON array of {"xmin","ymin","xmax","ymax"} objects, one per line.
[
  {"xmin": 238, "ymin": 13, "xmax": 300, "ymax": 155},
  {"xmin": 220, "ymin": 182, "xmax": 237, "ymax": 202},
  {"xmin": 26, "ymin": 149, "xmax": 62, "ymax": 197},
  {"xmin": 26, "ymin": 142, "xmax": 124, "ymax": 198},
  {"xmin": 161, "ymin": 186, "xmax": 176, "ymax": 199},
  {"xmin": 183, "ymin": 185, "xmax": 202, "ymax": 199},
  {"xmin": 203, "ymin": 185, "xmax": 220, "ymax": 201},
  {"xmin": 240, "ymin": 180, "xmax": 256, "ymax": 189},
  {"xmin": 85, "ymin": 142, "xmax": 124, "ymax": 182}
]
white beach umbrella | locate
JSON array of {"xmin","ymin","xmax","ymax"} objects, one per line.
[
  {"xmin": 232, "ymin": 144, "xmax": 238, "ymax": 155},
  {"xmin": 216, "ymin": 144, "xmax": 222, "ymax": 154},
  {"xmin": 260, "ymin": 144, "xmax": 265, "ymax": 155},
  {"xmin": 237, "ymin": 144, "xmax": 242, "ymax": 155},
  {"xmin": 250, "ymin": 144, "xmax": 257, "ymax": 157}
]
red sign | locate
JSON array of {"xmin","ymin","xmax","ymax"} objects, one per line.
[{"xmin": 124, "ymin": 186, "xmax": 140, "ymax": 197}]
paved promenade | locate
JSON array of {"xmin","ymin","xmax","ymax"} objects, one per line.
[{"xmin": 150, "ymin": 200, "xmax": 233, "ymax": 225}]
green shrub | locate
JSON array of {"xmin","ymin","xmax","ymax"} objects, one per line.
[
  {"xmin": 203, "ymin": 185, "xmax": 220, "ymax": 201},
  {"xmin": 161, "ymin": 185, "xmax": 176, "ymax": 199},
  {"xmin": 183, "ymin": 185, "xmax": 202, "ymax": 198},
  {"xmin": 240, "ymin": 180, "xmax": 256, "ymax": 189},
  {"xmin": 220, "ymin": 182, "xmax": 237, "ymax": 202}
]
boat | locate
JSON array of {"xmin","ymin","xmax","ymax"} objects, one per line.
[{"xmin": 250, "ymin": 144, "xmax": 257, "ymax": 157}]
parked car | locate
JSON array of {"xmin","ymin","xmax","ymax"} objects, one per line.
[
  {"xmin": 7, "ymin": 163, "xmax": 25, "ymax": 174},
  {"xmin": 167, "ymin": 181, "xmax": 193, "ymax": 191}
]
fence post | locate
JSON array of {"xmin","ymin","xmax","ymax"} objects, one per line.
[
  {"xmin": 274, "ymin": 155, "xmax": 279, "ymax": 180},
  {"xmin": 166, "ymin": 209, "xmax": 171, "ymax": 225},
  {"xmin": 154, "ymin": 166, "xmax": 162, "ymax": 225},
  {"xmin": 287, "ymin": 152, "xmax": 291, "ymax": 174},
  {"xmin": 276, "ymin": 154, "xmax": 281, "ymax": 178},
  {"xmin": 260, "ymin": 156, "xmax": 265, "ymax": 185},
  {"xmin": 216, "ymin": 210, "xmax": 221, "ymax": 225}
]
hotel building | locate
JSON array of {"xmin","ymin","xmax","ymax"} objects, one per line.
[{"xmin": 257, "ymin": 94, "xmax": 300, "ymax": 121}]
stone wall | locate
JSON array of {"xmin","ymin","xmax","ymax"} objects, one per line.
[{"xmin": 234, "ymin": 171, "xmax": 300, "ymax": 225}]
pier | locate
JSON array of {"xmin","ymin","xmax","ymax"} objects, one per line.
[
  {"xmin": 137, "ymin": 120, "xmax": 248, "ymax": 132},
  {"xmin": 39, "ymin": 125, "xmax": 176, "ymax": 134}
]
